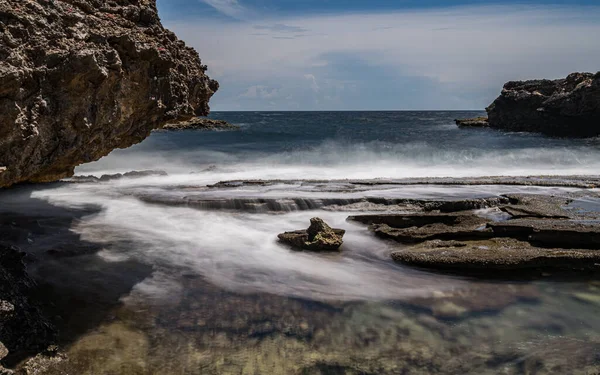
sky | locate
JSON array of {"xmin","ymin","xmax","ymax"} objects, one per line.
[{"xmin": 157, "ymin": 0, "xmax": 600, "ymax": 111}]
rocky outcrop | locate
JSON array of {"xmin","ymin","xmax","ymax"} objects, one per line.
[
  {"xmin": 486, "ymin": 72, "xmax": 600, "ymax": 137},
  {"xmin": 159, "ymin": 118, "xmax": 239, "ymax": 131},
  {"xmin": 454, "ymin": 117, "xmax": 489, "ymax": 128},
  {"xmin": 0, "ymin": 0, "xmax": 218, "ymax": 187},
  {"xmin": 278, "ymin": 218, "xmax": 345, "ymax": 251},
  {"xmin": 349, "ymin": 194, "xmax": 600, "ymax": 274},
  {"xmin": 69, "ymin": 169, "xmax": 167, "ymax": 183}
]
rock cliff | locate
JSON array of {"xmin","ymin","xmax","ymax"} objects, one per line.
[
  {"xmin": 486, "ymin": 72, "xmax": 600, "ymax": 137},
  {"xmin": 0, "ymin": 0, "xmax": 218, "ymax": 187}
]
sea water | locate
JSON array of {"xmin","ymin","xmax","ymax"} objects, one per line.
[{"xmin": 3, "ymin": 111, "xmax": 600, "ymax": 374}]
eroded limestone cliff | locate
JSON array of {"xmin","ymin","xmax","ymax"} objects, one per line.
[
  {"xmin": 486, "ymin": 72, "xmax": 600, "ymax": 137},
  {"xmin": 0, "ymin": 0, "xmax": 218, "ymax": 187}
]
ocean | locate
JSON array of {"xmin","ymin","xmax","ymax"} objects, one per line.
[
  {"xmin": 3, "ymin": 111, "xmax": 600, "ymax": 374},
  {"xmin": 80, "ymin": 111, "xmax": 600, "ymax": 179}
]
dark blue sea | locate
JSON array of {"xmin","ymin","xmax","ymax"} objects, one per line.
[{"xmin": 81, "ymin": 111, "xmax": 600, "ymax": 178}]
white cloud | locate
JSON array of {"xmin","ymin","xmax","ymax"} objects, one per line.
[
  {"xmin": 172, "ymin": 5, "xmax": 600, "ymax": 81},
  {"xmin": 239, "ymin": 85, "xmax": 280, "ymax": 99},
  {"xmin": 200, "ymin": 0, "xmax": 247, "ymax": 19},
  {"xmin": 304, "ymin": 74, "xmax": 320, "ymax": 92},
  {"xmin": 168, "ymin": 4, "xmax": 600, "ymax": 109}
]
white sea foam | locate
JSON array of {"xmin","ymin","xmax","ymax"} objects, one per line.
[
  {"xmin": 28, "ymin": 137, "xmax": 600, "ymax": 301},
  {"xmin": 76, "ymin": 140, "xmax": 600, "ymax": 182},
  {"xmin": 30, "ymin": 179, "xmax": 481, "ymax": 301}
]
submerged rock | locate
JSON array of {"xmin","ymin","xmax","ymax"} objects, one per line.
[
  {"xmin": 278, "ymin": 218, "xmax": 345, "ymax": 251},
  {"xmin": 407, "ymin": 282, "xmax": 540, "ymax": 319},
  {"xmin": 0, "ymin": 245, "xmax": 56, "ymax": 366},
  {"xmin": 486, "ymin": 72, "xmax": 600, "ymax": 137},
  {"xmin": 454, "ymin": 117, "xmax": 489, "ymax": 127},
  {"xmin": 0, "ymin": 0, "xmax": 218, "ymax": 187},
  {"xmin": 160, "ymin": 118, "xmax": 239, "ymax": 131}
]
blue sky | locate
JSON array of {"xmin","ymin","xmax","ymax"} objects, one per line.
[{"xmin": 157, "ymin": 0, "xmax": 600, "ymax": 110}]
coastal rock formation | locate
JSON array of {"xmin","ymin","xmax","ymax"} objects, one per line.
[
  {"xmin": 454, "ymin": 117, "xmax": 489, "ymax": 128},
  {"xmin": 486, "ymin": 72, "xmax": 600, "ymax": 137},
  {"xmin": 159, "ymin": 118, "xmax": 239, "ymax": 131},
  {"xmin": 69, "ymin": 169, "xmax": 168, "ymax": 183},
  {"xmin": 278, "ymin": 218, "xmax": 345, "ymax": 251},
  {"xmin": 0, "ymin": 0, "xmax": 218, "ymax": 187},
  {"xmin": 392, "ymin": 238, "xmax": 600, "ymax": 272},
  {"xmin": 349, "ymin": 194, "xmax": 600, "ymax": 274}
]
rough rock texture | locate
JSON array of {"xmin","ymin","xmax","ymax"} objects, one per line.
[
  {"xmin": 486, "ymin": 72, "xmax": 600, "ymax": 137},
  {"xmin": 159, "ymin": 117, "xmax": 239, "ymax": 131},
  {"xmin": 69, "ymin": 169, "xmax": 167, "ymax": 183},
  {"xmin": 278, "ymin": 218, "xmax": 345, "ymax": 251},
  {"xmin": 0, "ymin": 0, "xmax": 218, "ymax": 187},
  {"xmin": 350, "ymin": 194, "xmax": 600, "ymax": 274},
  {"xmin": 392, "ymin": 238, "xmax": 600, "ymax": 272},
  {"xmin": 348, "ymin": 213, "xmax": 492, "ymax": 244},
  {"xmin": 0, "ymin": 245, "xmax": 56, "ymax": 368},
  {"xmin": 454, "ymin": 117, "xmax": 489, "ymax": 128}
]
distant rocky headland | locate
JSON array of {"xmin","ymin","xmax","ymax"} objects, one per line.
[
  {"xmin": 0, "ymin": 0, "xmax": 218, "ymax": 188},
  {"xmin": 456, "ymin": 72, "xmax": 600, "ymax": 137},
  {"xmin": 158, "ymin": 118, "xmax": 239, "ymax": 131}
]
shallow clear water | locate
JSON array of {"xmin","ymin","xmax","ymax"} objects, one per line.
[{"xmin": 5, "ymin": 112, "xmax": 600, "ymax": 374}]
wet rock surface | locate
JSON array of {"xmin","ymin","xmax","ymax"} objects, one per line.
[
  {"xmin": 1, "ymin": 179, "xmax": 600, "ymax": 373},
  {"xmin": 350, "ymin": 192, "xmax": 600, "ymax": 274},
  {"xmin": 209, "ymin": 175, "xmax": 600, "ymax": 189},
  {"xmin": 486, "ymin": 72, "xmax": 600, "ymax": 137},
  {"xmin": 392, "ymin": 238, "xmax": 600, "ymax": 272},
  {"xmin": 454, "ymin": 117, "xmax": 489, "ymax": 127},
  {"xmin": 0, "ymin": 245, "xmax": 57, "ymax": 369},
  {"xmin": 68, "ymin": 170, "xmax": 168, "ymax": 183},
  {"xmin": 278, "ymin": 218, "xmax": 345, "ymax": 251},
  {"xmin": 159, "ymin": 118, "xmax": 239, "ymax": 131},
  {"xmin": 0, "ymin": 0, "xmax": 218, "ymax": 187}
]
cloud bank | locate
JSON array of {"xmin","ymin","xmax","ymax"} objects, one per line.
[{"xmin": 169, "ymin": 4, "xmax": 600, "ymax": 110}]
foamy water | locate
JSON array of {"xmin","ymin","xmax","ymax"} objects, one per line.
[
  {"xmin": 28, "ymin": 111, "xmax": 600, "ymax": 302},
  {"xmin": 30, "ymin": 179, "xmax": 466, "ymax": 301}
]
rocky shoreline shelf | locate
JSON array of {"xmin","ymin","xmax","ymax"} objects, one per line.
[
  {"xmin": 157, "ymin": 118, "xmax": 240, "ymax": 132},
  {"xmin": 2, "ymin": 174, "xmax": 600, "ymax": 372}
]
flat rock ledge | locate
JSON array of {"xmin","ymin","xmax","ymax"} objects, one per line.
[
  {"xmin": 278, "ymin": 218, "xmax": 345, "ymax": 252},
  {"xmin": 159, "ymin": 118, "xmax": 239, "ymax": 131},
  {"xmin": 349, "ymin": 194, "xmax": 600, "ymax": 274},
  {"xmin": 454, "ymin": 117, "xmax": 489, "ymax": 128}
]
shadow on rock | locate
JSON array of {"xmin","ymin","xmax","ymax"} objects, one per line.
[{"xmin": 0, "ymin": 184, "xmax": 153, "ymax": 369}]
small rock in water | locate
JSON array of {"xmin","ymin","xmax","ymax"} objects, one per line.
[
  {"xmin": 454, "ymin": 117, "xmax": 489, "ymax": 127},
  {"xmin": 572, "ymin": 292, "xmax": 600, "ymax": 306},
  {"xmin": 278, "ymin": 217, "xmax": 345, "ymax": 251}
]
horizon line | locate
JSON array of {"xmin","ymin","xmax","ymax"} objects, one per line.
[{"xmin": 209, "ymin": 109, "xmax": 486, "ymax": 113}]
